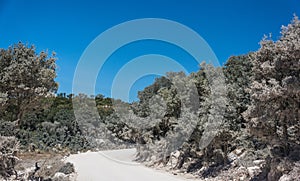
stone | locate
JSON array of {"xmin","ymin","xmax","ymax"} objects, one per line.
[
  {"xmin": 228, "ymin": 152, "xmax": 238, "ymax": 162},
  {"xmin": 278, "ymin": 174, "xmax": 293, "ymax": 181},
  {"xmin": 239, "ymin": 175, "xmax": 247, "ymax": 181},
  {"xmin": 234, "ymin": 148, "xmax": 244, "ymax": 156},
  {"xmin": 54, "ymin": 172, "xmax": 66, "ymax": 178},
  {"xmin": 171, "ymin": 151, "xmax": 181, "ymax": 158},
  {"xmin": 247, "ymin": 166, "xmax": 261, "ymax": 177},
  {"xmin": 53, "ymin": 172, "xmax": 68, "ymax": 181},
  {"xmin": 58, "ymin": 162, "xmax": 75, "ymax": 175},
  {"xmin": 228, "ymin": 148, "xmax": 246, "ymax": 163},
  {"xmin": 253, "ymin": 159, "xmax": 265, "ymax": 166}
]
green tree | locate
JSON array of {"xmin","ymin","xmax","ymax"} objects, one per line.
[
  {"xmin": 223, "ymin": 55, "xmax": 253, "ymax": 130},
  {"xmin": 0, "ymin": 43, "xmax": 58, "ymax": 124},
  {"xmin": 244, "ymin": 15, "xmax": 300, "ymax": 156}
]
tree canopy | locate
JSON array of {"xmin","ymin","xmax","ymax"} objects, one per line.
[
  {"xmin": 244, "ymin": 16, "xmax": 300, "ymax": 151},
  {"xmin": 0, "ymin": 43, "xmax": 58, "ymax": 123}
]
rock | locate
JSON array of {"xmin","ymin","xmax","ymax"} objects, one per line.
[
  {"xmin": 150, "ymin": 155, "xmax": 156, "ymax": 161},
  {"xmin": 253, "ymin": 159, "xmax": 265, "ymax": 166},
  {"xmin": 228, "ymin": 152, "xmax": 237, "ymax": 162},
  {"xmin": 173, "ymin": 151, "xmax": 180, "ymax": 158},
  {"xmin": 46, "ymin": 165, "xmax": 52, "ymax": 169},
  {"xmin": 234, "ymin": 148, "xmax": 244, "ymax": 156},
  {"xmin": 58, "ymin": 162, "xmax": 75, "ymax": 175},
  {"xmin": 239, "ymin": 175, "xmax": 247, "ymax": 181},
  {"xmin": 54, "ymin": 172, "xmax": 66, "ymax": 177},
  {"xmin": 278, "ymin": 174, "xmax": 292, "ymax": 181},
  {"xmin": 247, "ymin": 166, "xmax": 261, "ymax": 177},
  {"xmin": 228, "ymin": 148, "xmax": 246, "ymax": 163},
  {"xmin": 167, "ymin": 151, "xmax": 181, "ymax": 168},
  {"xmin": 278, "ymin": 161, "xmax": 300, "ymax": 181},
  {"xmin": 53, "ymin": 172, "xmax": 67, "ymax": 181},
  {"xmin": 200, "ymin": 166, "xmax": 208, "ymax": 172},
  {"xmin": 172, "ymin": 151, "xmax": 181, "ymax": 158}
]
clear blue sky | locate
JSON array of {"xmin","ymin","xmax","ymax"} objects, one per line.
[{"xmin": 0, "ymin": 0, "xmax": 299, "ymax": 101}]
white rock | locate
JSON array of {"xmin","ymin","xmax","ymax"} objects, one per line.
[
  {"xmin": 200, "ymin": 166, "xmax": 208, "ymax": 172},
  {"xmin": 235, "ymin": 148, "xmax": 243, "ymax": 155},
  {"xmin": 247, "ymin": 166, "xmax": 261, "ymax": 177},
  {"xmin": 168, "ymin": 152, "xmax": 180, "ymax": 168},
  {"xmin": 253, "ymin": 159, "xmax": 265, "ymax": 165},
  {"xmin": 53, "ymin": 172, "xmax": 67, "ymax": 178},
  {"xmin": 239, "ymin": 176, "xmax": 247, "ymax": 181},
  {"xmin": 228, "ymin": 152, "xmax": 237, "ymax": 162},
  {"xmin": 150, "ymin": 155, "xmax": 156, "ymax": 161},
  {"xmin": 171, "ymin": 151, "xmax": 181, "ymax": 158},
  {"xmin": 237, "ymin": 166, "xmax": 248, "ymax": 174},
  {"xmin": 279, "ymin": 174, "xmax": 292, "ymax": 181}
]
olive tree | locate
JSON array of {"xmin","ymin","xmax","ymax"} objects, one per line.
[{"xmin": 0, "ymin": 43, "xmax": 58, "ymax": 124}]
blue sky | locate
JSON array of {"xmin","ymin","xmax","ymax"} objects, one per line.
[{"xmin": 0, "ymin": 0, "xmax": 299, "ymax": 101}]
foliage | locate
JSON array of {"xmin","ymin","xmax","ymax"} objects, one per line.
[
  {"xmin": 244, "ymin": 15, "xmax": 300, "ymax": 155},
  {"xmin": 95, "ymin": 94, "xmax": 114, "ymax": 119},
  {"xmin": 0, "ymin": 15, "xmax": 300, "ymax": 180},
  {"xmin": 223, "ymin": 55, "xmax": 253, "ymax": 130},
  {"xmin": 133, "ymin": 76, "xmax": 172, "ymax": 117},
  {"xmin": 58, "ymin": 162, "xmax": 75, "ymax": 175},
  {"xmin": 0, "ymin": 136, "xmax": 19, "ymax": 179},
  {"xmin": 240, "ymin": 15, "xmax": 300, "ymax": 180},
  {"xmin": 0, "ymin": 42, "xmax": 58, "ymax": 123}
]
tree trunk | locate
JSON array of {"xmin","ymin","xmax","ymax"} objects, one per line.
[{"xmin": 282, "ymin": 116, "xmax": 289, "ymax": 156}]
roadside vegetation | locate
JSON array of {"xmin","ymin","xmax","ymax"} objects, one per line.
[{"xmin": 0, "ymin": 15, "xmax": 299, "ymax": 180}]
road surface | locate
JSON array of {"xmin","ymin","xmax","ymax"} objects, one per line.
[{"xmin": 67, "ymin": 148, "xmax": 196, "ymax": 181}]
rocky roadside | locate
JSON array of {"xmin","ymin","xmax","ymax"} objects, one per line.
[
  {"xmin": 143, "ymin": 146, "xmax": 300, "ymax": 181},
  {"xmin": 5, "ymin": 152, "xmax": 76, "ymax": 181}
]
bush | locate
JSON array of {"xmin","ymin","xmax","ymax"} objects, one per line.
[
  {"xmin": 0, "ymin": 120, "xmax": 16, "ymax": 136},
  {"xmin": 0, "ymin": 136, "xmax": 19, "ymax": 179}
]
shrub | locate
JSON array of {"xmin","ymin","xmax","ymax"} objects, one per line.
[{"xmin": 0, "ymin": 136, "xmax": 19, "ymax": 179}]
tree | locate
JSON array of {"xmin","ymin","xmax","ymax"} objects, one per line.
[
  {"xmin": 244, "ymin": 15, "xmax": 300, "ymax": 155},
  {"xmin": 135, "ymin": 72, "xmax": 200, "ymax": 164},
  {"xmin": 223, "ymin": 55, "xmax": 253, "ymax": 130},
  {"xmin": 0, "ymin": 43, "xmax": 58, "ymax": 124},
  {"xmin": 134, "ymin": 76, "xmax": 172, "ymax": 117}
]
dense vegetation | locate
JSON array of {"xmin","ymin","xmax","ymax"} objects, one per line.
[{"xmin": 0, "ymin": 16, "xmax": 299, "ymax": 180}]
